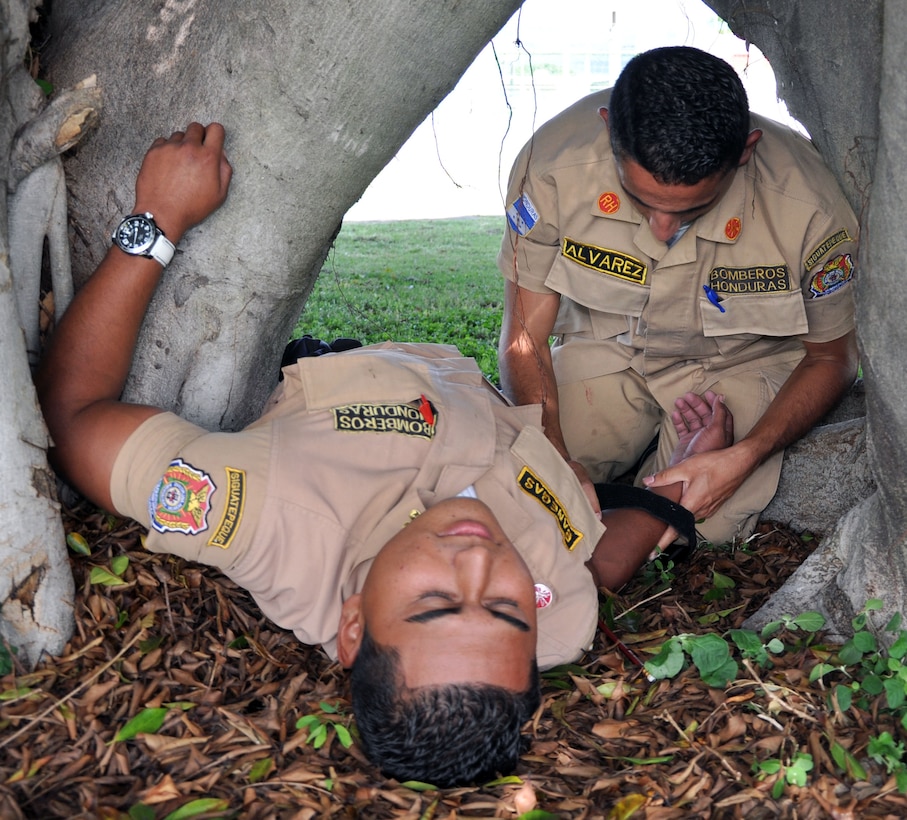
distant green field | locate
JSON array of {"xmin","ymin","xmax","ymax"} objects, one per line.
[{"xmin": 292, "ymin": 216, "xmax": 505, "ymax": 383}]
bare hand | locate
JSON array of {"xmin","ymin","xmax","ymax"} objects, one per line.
[
  {"xmin": 668, "ymin": 390, "xmax": 734, "ymax": 466},
  {"xmin": 643, "ymin": 390, "xmax": 748, "ymax": 529},
  {"xmin": 133, "ymin": 122, "xmax": 233, "ymax": 244}
]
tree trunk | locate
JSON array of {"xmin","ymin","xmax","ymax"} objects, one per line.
[
  {"xmin": 747, "ymin": 1, "xmax": 907, "ymax": 636},
  {"xmin": 43, "ymin": 0, "xmax": 524, "ymax": 431},
  {"xmin": 703, "ymin": 0, "xmax": 881, "ymax": 217},
  {"xmin": 1, "ymin": 0, "xmax": 75, "ymax": 668},
  {"xmin": 703, "ymin": 1, "xmax": 907, "ymax": 636}
]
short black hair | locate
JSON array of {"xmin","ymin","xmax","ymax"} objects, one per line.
[
  {"xmin": 350, "ymin": 627, "xmax": 541, "ymax": 787},
  {"xmin": 607, "ymin": 46, "xmax": 751, "ymax": 185}
]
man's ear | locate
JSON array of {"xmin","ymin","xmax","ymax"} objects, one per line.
[
  {"xmin": 738, "ymin": 129, "xmax": 763, "ymax": 166},
  {"xmin": 598, "ymin": 107, "xmax": 609, "ymax": 127},
  {"xmin": 336, "ymin": 593, "xmax": 364, "ymax": 668}
]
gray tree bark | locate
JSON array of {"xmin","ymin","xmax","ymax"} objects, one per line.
[
  {"xmin": 44, "ymin": 0, "xmax": 524, "ymax": 431},
  {"xmin": 1, "ymin": 0, "xmax": 75, "ymax": 668}
]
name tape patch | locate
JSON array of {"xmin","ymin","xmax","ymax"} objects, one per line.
[
  {"xmin": 810, "ymin": 253, "xmax": 854, "ymax": 298},
  {"xmin": 149, "ymin": 458, "xmax": 215, "ymax": 536},
  {"xmin": 333, "ymin": 402, "xmax": 437, "ymax": 439},
  {"xmin": 507, "ymin": 193, "xmax": 539, "ymax": 236},
  {"xmin": 562, "ymin": 237, "xmax": 647, "ymax": 284},
  {"xmin": 208, "ymin": 467, "xmax": 246, "ymax": 549},
  {"xmin": 517, "ymin": 466, "xmax": 583, "ymax": 551},
  {"xmin": 709, "ymin": 265, "xmax": 793, "ymax": 294},
  {"xmin": 805, "ymin": 229, "xmax": 853, "ymax": 271}
]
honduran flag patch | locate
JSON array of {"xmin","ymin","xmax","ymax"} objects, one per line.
[{"xmin": 507, "ymin": 192, "xmax": 539, "ymax": 236}]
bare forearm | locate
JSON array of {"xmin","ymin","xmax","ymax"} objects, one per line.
[
  {"xmin": 34, "ymin": 122, "xmax": 233, "ymax": 509},
  {"xmin": 36, "ymin": 250, "xmax": 163, "ymax": 413},
  {"xmin": 734, "ymin": 331, "xmax": 858, "ymax": 468},
  {"xmin": 587, "ymin": 482, "xmax": 683, "ymax": 590},
  {"xmin": 499, "ymin": 341, "xmax": 571, "ymax": 459},
  {"xmin": 498, "ymin": 283, "xmax": 569, "ymax": 456},
  {"xmin": 34, "ymin": 249, "xmax": 167, "ymax": 502}
]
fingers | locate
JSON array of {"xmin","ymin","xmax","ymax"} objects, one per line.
[
  {"xmin": 673, "ymin": 392, "xmax": 711, "ymax": 429},
  {"xmin": 135, "ymin": 121, "xmax": 232, "ymax": 243},
  {"xmin": 158, "ymin": 122, "xmax": 225, "ymax": 145}
]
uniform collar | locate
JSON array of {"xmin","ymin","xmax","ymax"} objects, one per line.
[{"xmin": 590, "ymin": 148, "xmax": 752, "ymax": 260}]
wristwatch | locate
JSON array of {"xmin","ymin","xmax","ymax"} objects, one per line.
[{"xmin": 111, "ymin": 212, "xmax": 176, "ymax": 267}]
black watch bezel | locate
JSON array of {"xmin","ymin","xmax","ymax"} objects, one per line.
[{"xmin": 112, "ymin": 212, "xmax": 159, "ymax": 256}]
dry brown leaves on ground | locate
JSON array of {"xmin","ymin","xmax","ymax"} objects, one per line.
[{"xmin": 2, "ymin": 503, "xmax": 907, "ymax": 819}]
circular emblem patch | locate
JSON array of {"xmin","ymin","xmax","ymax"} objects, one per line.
[
  {"xmin": 725, "ymin": 217, "xmax": 741, "ymax": 241},
  {"xmin": 598, "ymin": 191, "xmax": 621, "ymax": 214},
  {"xmin": 534, "ymin": 583, "xmax": 553, "ymax": 609},
  {"xmin": 160, "ymin": 481, "xmax": 188, "ymax": 512}
]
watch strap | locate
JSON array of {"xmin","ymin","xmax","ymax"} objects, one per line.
[{"xmin": 148, "ymin": 232, "xmax": 176, "ymax": 267}]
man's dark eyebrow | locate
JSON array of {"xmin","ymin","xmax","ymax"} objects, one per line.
[{"xmin": 405, "ymin": 608, "xmax": 531, "ymax": 633}]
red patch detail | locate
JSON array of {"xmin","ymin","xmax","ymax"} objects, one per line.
[
  {"xmin": 598, "ymin": 191, "xmax": 621, "ymax": 214},
  {"xmin": 725, "ymin": 217, "xmax": 741, "ymax": 241},
  {"xmin": 418, "ymin": 394, "xmax": 435, "ymax": 425},
  {"xmin": 149, "ymin": 459, "xmax": 215, "ymax": 535},
  {"xmin": 535, "ymin": 583, "xmax": 553, "ymax": 609}
]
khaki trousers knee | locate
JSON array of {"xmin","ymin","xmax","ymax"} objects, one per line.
[{"xmin": 557, "ymin": 357, "xmax": 801, "ymax": 545}]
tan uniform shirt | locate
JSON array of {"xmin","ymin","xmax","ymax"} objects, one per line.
[
  {"xmin": 498, "ymin": 89, "xmax": 858, "ymax": 386},
  {"xmin": 111, "ymin": 343, "xmax": 602, "ymax": 669}
]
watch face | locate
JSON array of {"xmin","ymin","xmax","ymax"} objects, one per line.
[{"xmin": 115, "ymin": 215, "xmax": 156, "ymax": 254}]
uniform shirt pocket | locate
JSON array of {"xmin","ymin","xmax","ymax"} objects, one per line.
[
  {"xmin": 548, "ymin": 251, "xmax": 650, "ymax": 341},
  {"xmin": 700, "ymin": 289, "xmax": 809, "ymax": 357}
]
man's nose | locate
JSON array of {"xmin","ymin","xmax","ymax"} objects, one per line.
[
  {"xmin": 453, "ymin": 543, "xmax": 494, "ymax": 596},
  {"xmin": 648, "ymin": 211, "xmax": 682, "ymax": 243}
]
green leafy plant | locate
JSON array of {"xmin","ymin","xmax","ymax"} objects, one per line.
[
  {"xmin": 809, "ymin": 599, "xmax": 907, "ymax": 715},
  {"xmin": 702, "ymin": 570, "xmax": 736, "ymax": 603},
  {"xmin": 727, "ymin": 628, "xmax": 786, "ymax": 669},
  {"xmin": 0, "ymin": 642, "xmax": 17, "ymax": 676},
  {"xmin": 639, "ymin": 551, "xmax": 676, "ymax": 591},
  {"xmin": 753, "ymin": 751, "xmax": 814, "ymax": 798},
  {"xmin": 296, "ymin": 701, "xmax": 353, "ymax": 750},
  {"xmin": 645, "ymin": 632, "xmax": 738, "ymax": 687},
  {"xmin": 867, "ymin": 731, "xmax": 907, "ymax": 792}
]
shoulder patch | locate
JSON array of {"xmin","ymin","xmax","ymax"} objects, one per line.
[
  {"xmin": 333, "ymin": 401, "xmax": 437, "ymax": 439},
  {"xmin": 810, "ymin": 253, "xmax": 854, "ymax": 298},
  {"xmin": 207, "ymin": 467, "xmax": 246, "ymax": 549},
  {"xmin": 805, "ymin": 229, "xmax": 854, "ymax": 271},
  {"xmin": 507, "ymin": 193, "xmax": 539, "ymax": 236},
  {"xmin": 149, "ymin": 459, "xmax": 215, "ymax": 536},
  {"xmin": 517, "ymin": 466, "xmax": 583, "ymax": 551},
  {"xmin": 561, "ymin": 237, "xmax": 647, "ymax": 284}
]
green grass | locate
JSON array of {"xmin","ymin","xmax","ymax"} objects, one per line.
[{"xmin": 292, "ymin": 217, "xmax": 505, "ymax": 382}]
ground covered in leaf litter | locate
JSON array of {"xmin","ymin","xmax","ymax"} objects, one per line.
[{"xmin": 2, "ymin": 503, "xmax": 906, "ymax": 820}]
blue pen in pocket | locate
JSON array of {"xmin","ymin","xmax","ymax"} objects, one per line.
[{"xmin": 703, "ymin": 285, "xmax": 726, "ymax": 313}]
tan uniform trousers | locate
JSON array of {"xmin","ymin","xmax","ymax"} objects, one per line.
[{"xmin": 557, "ymin": 350, "xmax": 804, "ymax": 544}]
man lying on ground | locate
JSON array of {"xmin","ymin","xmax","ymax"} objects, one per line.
[{"xmin": 35, "ymin": 122, "xmax": 732, "ymax": 787}]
